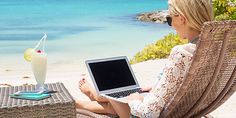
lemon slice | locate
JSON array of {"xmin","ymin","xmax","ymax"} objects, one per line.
[{"xmin": 24, "ymin": 48, "xmax": 36, "ymax": 62}]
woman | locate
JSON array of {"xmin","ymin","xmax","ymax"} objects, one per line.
[{"xmin": 76, "ymin": 0, "xmax": 214, "ymax": 117}]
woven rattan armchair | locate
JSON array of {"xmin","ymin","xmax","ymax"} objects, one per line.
[{"xmin": 76, "ymin": 20, "xmax": 236, "ymax": 118}]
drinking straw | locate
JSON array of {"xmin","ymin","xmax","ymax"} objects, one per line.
[
  {"xmin": 34, "ymin": 33, "xmax": 47, "ymax": 51},
  {"xmin": 42, "ymin": 33, "xmax": 47, "ymax": 51}
]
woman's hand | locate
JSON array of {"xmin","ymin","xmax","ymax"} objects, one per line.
[{"xmin": 127, "ymin": 92, "xmax": 144, "ymax": 102}]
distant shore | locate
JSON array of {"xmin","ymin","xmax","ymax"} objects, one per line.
[{"xmin": 136, "ymin": 10, "xmax": 168, "ymax": 23}]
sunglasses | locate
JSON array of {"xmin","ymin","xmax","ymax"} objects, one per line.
[{"xmin": 166, "ymin": 16, "xmax": 172, "ymax": 26}]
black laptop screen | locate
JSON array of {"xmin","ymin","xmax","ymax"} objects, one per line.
[{"xmin": 88, "ymin": 59, "xmax": 136, "ymax": 91}]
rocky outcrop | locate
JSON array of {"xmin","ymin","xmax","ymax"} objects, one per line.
[{"xmin": 137, "ymin": 10, "xmax": 169, "ymax": 23}]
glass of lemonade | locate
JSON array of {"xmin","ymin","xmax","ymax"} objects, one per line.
[
  {"xmin": 24, "ymin": 34, "xmax": 48, "ymax": 92},
  {"xmin": 31, "ymin": 50, "xmax": 47, "ymax": 91}
]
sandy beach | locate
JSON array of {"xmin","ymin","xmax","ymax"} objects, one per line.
[{"xmin": 0, "ymin": 59, "xmax": 235, "ymax": 117}]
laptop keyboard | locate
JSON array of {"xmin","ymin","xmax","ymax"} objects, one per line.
[{"xmin": 106, "ymin": 88, "xmax": 143, "ymax": 98}]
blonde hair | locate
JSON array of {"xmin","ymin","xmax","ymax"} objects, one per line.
[{"xmin": 168, "ymin": 0, "xmax": 214, "ymax": 31}]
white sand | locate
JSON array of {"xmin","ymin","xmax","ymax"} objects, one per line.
[{"xmin": 0, "ymin": 59, "xmax": 235, "ymax": 117}]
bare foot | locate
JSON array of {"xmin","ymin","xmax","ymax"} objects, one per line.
[
  {"xmin": 79, "ymin": 79, "xmax": 95, "ymax": 100},
  {"xmin": 79, "ymin": 78, "xmax": 109, "ymax": 102}
]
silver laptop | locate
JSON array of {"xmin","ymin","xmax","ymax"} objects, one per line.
[{"xmin": 86, "ymin": 56, "xmax": 144, "ymax": 103}]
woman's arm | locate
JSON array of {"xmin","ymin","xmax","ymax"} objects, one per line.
[{"xmin": 128, "ymin": 45, "xmax": 195, "ymax": 118}]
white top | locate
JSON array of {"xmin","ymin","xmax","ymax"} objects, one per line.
[{"xmin": 128, "ymin": 43, "xmax": 196, "ymax": 118}]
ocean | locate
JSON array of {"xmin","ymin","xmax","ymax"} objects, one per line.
[{"xmin": 0, "ymin": 0, "xmax": 174, "ymax": 64}]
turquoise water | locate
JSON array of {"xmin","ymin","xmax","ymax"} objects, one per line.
[{"xmin": 0, "ymin": 0, "xmax": 174, "ymax": 61}]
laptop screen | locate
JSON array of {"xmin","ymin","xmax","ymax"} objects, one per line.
[{"xmin": 88, "ymin": 59, "xmax": 136, "ymax": 91}]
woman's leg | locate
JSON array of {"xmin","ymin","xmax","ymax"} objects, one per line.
[
  {"xmin": 76, "ymin": 100, "xmax": 117, "ymax": 115},
  {"xmin": 108, "ymin": 99, "xmax": 131, "ymax": 118},
  {"xmin": 79, "ymin": 79, "xmax": 108, "ymax": 102},
  {"xmin": 76, "ymin": 99, "xmax": 131, "ymax": 118}
]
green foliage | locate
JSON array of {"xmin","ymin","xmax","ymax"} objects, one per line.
[
  {"xmin": 213, "ymin": 0, "xmax": 236, "ymax": 20},
  {"xmin": 130, "ymin": 33, "xmax": 187, "ymax": 64}
]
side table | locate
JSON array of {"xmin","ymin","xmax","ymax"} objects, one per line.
[{"xmin": 0, "ymin": 82, "xmax": 76, "ymax": 118}]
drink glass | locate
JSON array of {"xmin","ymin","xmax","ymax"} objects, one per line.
[
  {"xmin": 31, "ymin": 52, "xmax": 47, "ymax": 91},
  {"xmin": 24, "ymin": 33, "xmax": 47, "ymax": 91}
]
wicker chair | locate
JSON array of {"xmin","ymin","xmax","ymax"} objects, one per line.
[{"xmin": 76, "ymin": 20, "xmax": 236, "ymax": 118}]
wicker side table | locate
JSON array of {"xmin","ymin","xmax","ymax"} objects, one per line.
[{"xmin": 0, "ymin": 82, "xmax": 76, "ymax": 118}]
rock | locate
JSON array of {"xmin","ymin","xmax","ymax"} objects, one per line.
[
  {"xmin": 137, "ymin": 10, "xmax": 169, "ymax": 23},
  {"xmin": 22, "ymin": 76, "xmax": 31, "ymax": 79},
  {"xmin": 5, "ymin": 69, "xmax": 12, "ymax": 72}
]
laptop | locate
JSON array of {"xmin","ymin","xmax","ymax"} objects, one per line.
[{"xmin": 86, "ymin": 56, "xmax": 145, "ymax": 103}]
